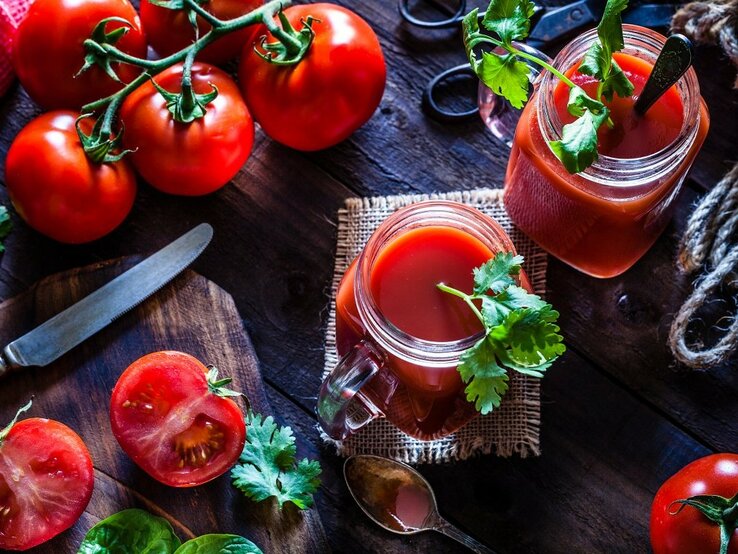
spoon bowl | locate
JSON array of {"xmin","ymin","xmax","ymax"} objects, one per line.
[{"xmin": 344, "ymin": 455, "xmax": 495, "ymax": 553}]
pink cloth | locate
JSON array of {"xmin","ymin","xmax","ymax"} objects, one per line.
[{"xmin": 0, "ymin": 0, "xmax": 32, "ymax": 97}]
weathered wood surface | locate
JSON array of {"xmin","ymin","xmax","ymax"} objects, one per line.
[
  {"xmin": 0, "ymin": 0, "xmax": 737, "ymax": 552},
  {"xmin": 0, "ymin": 260, "xmax": 328, "ymax": 553}
]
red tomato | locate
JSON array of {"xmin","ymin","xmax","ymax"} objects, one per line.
[
  {"xmin": 110, "ymin": 351, "xmax": 246, "ymax": 487},
  {"xmin": 0, "ymin": 416, "xmax": 94, "ymax": 550},
  {"xmin": 5, "ymin": 111, "xmax": 137, "ymax": 244},
  {"xmin": 12, "ymin": 0, "xmax": 146, "ymax": 110},
  {"xmin": 120, "ymin": 63, "xmax": 254, "ymax": 195},
  {"xmin": 238, "ymin": 4, "xmax": 386, "ymax": 151},
  {"xmin": 651, "ymin": 453, "xmax": 738, "ymax": 554},
  {"xmin": 140, "ymin": 0, "xmax": 262, "ymax": 65}
]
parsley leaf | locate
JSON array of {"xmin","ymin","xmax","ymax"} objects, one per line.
[
  {"xmin": 578, "ymin": 0, "xmax": 634, "ymax": 102},
  {"xmin": 457, "ymin": 337, "xmax": 510, "ymax": 414},
  {"xmin": 0, "ymin": 206, "xmax": 12, "ymax": 253},
  {"xmin": 478, "ymin": 52, "xmax": 531, "ymax": 109},
  {"xmin": 438, "ymin": 254, "xmax": 565, "ymax": 415},
  {"xmin": 473, "ymin": 252, "xmax": 523, "ymax": 295},
  {"xmin": 481, "ymin": 0, "xmax": 536, "ymax": 44},
  {"xmin": 231, "ymin": 411, "xmax": 321, "ymax": 510}
]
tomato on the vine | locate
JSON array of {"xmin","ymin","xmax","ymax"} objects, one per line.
[
  {"xmin": 140, "ymin": 0, "xmax": 263, "ymax": 65},
  {"xmin": 110, "ymin": 351, "xmax": 246, "ymax": 487},
  {"xmin": 120, "ymin": 63, "xmax": 254, "ymax": 196},
  {"xmin": 0, "ymin": 406, "xmax": 94, "ymax": 551},
  {"xmin": 238, "ymin": 3, "xmax": 386, "ymax": 151},
  {"xmin": 651, "ymin": 453, "xmax": 738, "ymax": 554},
  {"xmin": 12, "ymin": 0, "xmax": 146, "ymax": 110},
  {"xmin": 5, "ymin": 111, "xmax": 137, "ymax": 244}
]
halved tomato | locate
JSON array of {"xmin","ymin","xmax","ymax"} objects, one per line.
[
  {"xmin": 110, "ymin": 351, "xmax": 246, "ymax": 487},
  {"xmin": 0, "ymin": 407, "xmax": 94, "ymax": 550}
]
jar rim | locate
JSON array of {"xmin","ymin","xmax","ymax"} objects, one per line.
[
  {"xmin": 353, "ymin": 200, "xmax": 516, "ymax": 367},
  {"xmin": 537, "ymin": 25, "xmax": 704, "ymax": 188}
]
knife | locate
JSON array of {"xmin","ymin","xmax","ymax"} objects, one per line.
[{"xmin": 0, "ymin": 223, "xmax": 213, "ymax": 377}]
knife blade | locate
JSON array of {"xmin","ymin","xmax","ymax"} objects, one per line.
[{"xmin": 0, "ymin": 223, "xmax": 213, "ymax": 376}]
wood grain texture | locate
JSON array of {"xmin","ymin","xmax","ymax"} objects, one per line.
[{"xmin": 0, "ymin": 259, "xmax": 328, "ymax": 553}]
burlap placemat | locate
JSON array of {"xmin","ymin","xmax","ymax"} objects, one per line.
[{"xmin": 321, "ymin": 188, "xmax": 547, "ymax": 464}]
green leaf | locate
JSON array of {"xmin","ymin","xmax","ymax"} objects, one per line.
[
  {"xmin": 597, "ymin": 0, "xmax": 629, "ymax": 55},
  {"xmin": 77, "ymin": 509, "xmax": 181, "ymax": 554},
  {"xmin": 578, "ymin": 41, "xmax": 608, "ymax": 81},
  {"xmin": 495, "ymin": 285, "xmax": 548, "ymax": 311},
  {"xmin": 477, "ymin": 52, "xmax": 531, "ymax": 110},
  {"xmin": 231, "ymin": 411, "xmax": 321, "ymax": 510},
  {"xmin": 0, "ymin": 206, "xmax": 12, "ymax": 254},
  {"xmin": 174, "ymin": 534, "xmax": 262, "ymax": 554},
  {"xmin": 601, "ymin": 59, "xmax": 635, "ymax": 101},
  {"xmin": 457, "ymin": 337, "xmax": 510, "ymax": 415},
  {"xmin": 490, "ymin": 307, "xmax": 565, "ymax": 367},
  {"xmin": 549, "ymin": 106, "xmax": 610, "ymax": 174},
  {"xmin": 481, "ymin": 0, "xmax": 536, "ymax": 44},
  {"xmin": 473, "ymin": 252, "xmax": 524, "ymax": 295}
]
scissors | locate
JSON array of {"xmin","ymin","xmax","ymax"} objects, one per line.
[{"xmin": 399, "ymin": 0, "xmax": 679, "ymax": 122}]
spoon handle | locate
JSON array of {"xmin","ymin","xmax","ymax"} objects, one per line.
[
  {"xmin": 633, "ymin": 34, "xmax": 693, "ymax": 115},
  {"xmin": 434, "ymin": 517, "xmax": 496, "ymax": 554}
]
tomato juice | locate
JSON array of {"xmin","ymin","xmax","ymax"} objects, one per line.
[
  {"xmin": 504, "ymin": 27, "xmax": 709, "ymax": 278},
  {"xmin": 334, "ymin": 218, "xmax": 529, "ymax": 440}
]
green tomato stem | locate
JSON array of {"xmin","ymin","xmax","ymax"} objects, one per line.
[
  {"xmin": 436, "ymin": 283, "xmax": 485, "ymax": 326},
  {"xmin": 183, "ymin": 0, "xmax": 224, "ymax": 28}
]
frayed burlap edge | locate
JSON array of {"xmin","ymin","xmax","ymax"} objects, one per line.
[{"xmin": 320, "ymin": 188, "xmax": 547, "ymax": 464}]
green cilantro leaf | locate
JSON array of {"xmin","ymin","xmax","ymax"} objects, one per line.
[
  {"xmin": 438, "ymin": 254, "xmax": 565, "ymax": 416},
  {"xmin": 549, "ymin": 108, "xmax": 609, "ymax": 173},
  {"xmin": 481, "ymin": 0, "xmax": 536, "ymax": 44},
  {"xmin": 462, "ymin": 6, "xmax": 533, "ymax": 110},
  {"xmin": 231, "ymin": 411, "xmax": 322, "ymax": 510},
  {"xmin": 457, "ymin": 337, "xmax": 510, "ymax": 414},
  {"xmin": 0, "ymin": 206, "xmax": 13, "ymax": 253},
  {"xmin": 473, "ymin": 252, "xmax": 523, "ymax": 295},
  {"xmin": 578, "ymin": 0, "xmax": 634, "ymax": 102},
  {"xmin": 478, "ymin": 52, "xmax": 531, "ymax": 109}
]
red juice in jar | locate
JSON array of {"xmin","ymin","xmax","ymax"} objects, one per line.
[
  {"xmin": 504, "ymin": 26, "xmax": 710, "ymax": 278},
  {"xmin": 332, "ymin": 205, "xmax": 531, "ymax": 440}
]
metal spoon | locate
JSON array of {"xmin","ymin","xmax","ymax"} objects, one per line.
[
  {"xmin": 633, "ymin": 34, "xmax": 693, "ymax": 115},
  {"xmin": 344, "ymin": 455, "xmax": 495, "ymax": 553}
]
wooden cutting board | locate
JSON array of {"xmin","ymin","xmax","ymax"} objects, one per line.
[{"xmin": 0, "ymin": 258, "xmax": 329, "ymax": 553}]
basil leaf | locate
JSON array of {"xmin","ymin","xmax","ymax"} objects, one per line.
[
  {"xmin": 174, "ymin": 534, "xmax": 263, "ymax": 554},
  {"xmin": 77, "ymin": 509, "xmax": 181, "ymax": 554}
]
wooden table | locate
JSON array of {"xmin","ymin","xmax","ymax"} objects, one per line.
[{"xmin": 1, "ymin": 1, "xmax": 736, "ymax": 552}]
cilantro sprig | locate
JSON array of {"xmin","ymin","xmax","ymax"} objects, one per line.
[
  {"xmin": 231, "ymin": 411, "xmax": 322, "ymax": 510},
  {"xmin": 463, "ymin": 0, "xmax": 635, "ymax": 173},
  {"xmin": 437, "ymin": 253, "xmax": 565, "ymax": 414}
]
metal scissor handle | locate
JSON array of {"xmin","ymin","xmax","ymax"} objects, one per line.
[
  {"xmin": 422, "ymin": 63, "xmax": 479, "ymax": 123},
  {"xmin": 398, "ymin": 0, "xmax": 467, "ymax": 29}
]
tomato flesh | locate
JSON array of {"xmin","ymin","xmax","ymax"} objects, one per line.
[
  {"xmin": 0, "ymin": 418, "xmax": 94, "ymax": 551},
  {"xmin": 110, "ymin": 351, "xmax": 246, "ymax": 487}
]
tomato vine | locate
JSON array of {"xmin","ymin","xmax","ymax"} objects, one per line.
[{"xmin": 77, "ymin": 0, "xmax": 313, "ymax": 162}]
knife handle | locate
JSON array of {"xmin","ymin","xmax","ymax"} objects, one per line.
[{"xmin": 0, "ymin": 346, "xmax": 23, "ymax": 378}]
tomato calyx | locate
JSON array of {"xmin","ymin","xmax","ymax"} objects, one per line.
[
  {"xmin": 151, "ymin": 74, "xmax": 219, "ymax": 123},
  {"xmin": 205, "ymin": 365, "xmax": 244, "ymax": 400},
  {"xmin": 76, "ymin": 114, "xmax": 134, "ymax": 164},
  {"xmin": 0, "ymin": 399, "xmax": 32, "ymax": 445},
  {"xmin": 255, "ymin": 11, "xmax": 316, "ymax": 66},
  {"xmin": 670, "ymin": 493, "xmax": 738, "ymax": 554},
  {"xmin": 77, "ymin": 17, "xmax": 134, "ymax": 83}
]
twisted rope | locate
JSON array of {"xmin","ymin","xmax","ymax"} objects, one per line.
[
  {"xmin": 669, "ymin": 163, "xmax": 738, "ymax": 368},
  {"xmin": 671, "ymin": 0, "xmax": 738, "ymax": 86}
]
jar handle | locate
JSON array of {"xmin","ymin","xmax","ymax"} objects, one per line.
[{"xmin": 317, "ymin": 340, "xmax": 385, "ymax": 440}]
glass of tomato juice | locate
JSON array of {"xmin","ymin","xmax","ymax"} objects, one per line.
[
  {"xmin": 317, "ymin": 201, "xmax": 531, "ymax": 441},
  {"xmin": 504, "ymin": 26, "xmax": 710, "ymax": 278}
]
